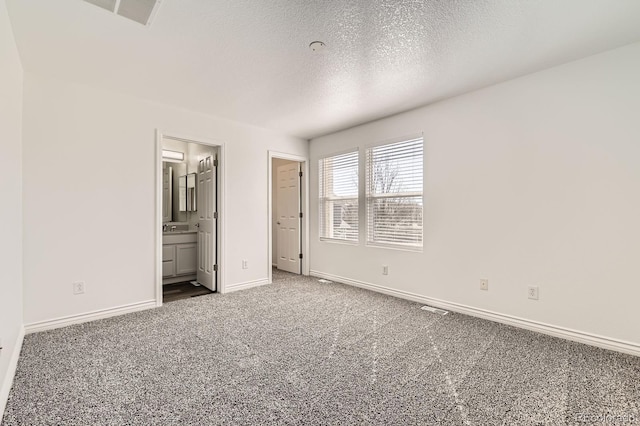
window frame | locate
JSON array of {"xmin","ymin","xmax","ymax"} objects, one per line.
[
  {"xmin": 318, "ymin": 148, "xmax": 360, "ymax": 244},
  {"xmin": 365, "ymin": 135, "xmax": 424, "ymax": 251}
]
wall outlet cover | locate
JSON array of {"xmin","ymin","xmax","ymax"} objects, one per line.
[
  {"xmin": 73, "ymin": 281, "xmax": 85, "ymax": 295},
  {"xmin": 480, "ymin": 279, "xmax": 489, "ymax": 291}
]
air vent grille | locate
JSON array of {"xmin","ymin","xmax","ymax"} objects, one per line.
[
  {"xmin": 84, "ymin": 0, "xmax": 116, "ymax": 12},
  {"xmin": 421, "ymin": 306, "xmax": 449, "ymax": 315},
  {"xmin": 117, "ymin": 0, "xmax": 159, "ymax": 25},
  {"xmin": 83, "ymin": 0, "xmax": 162, "ymax": 26}
]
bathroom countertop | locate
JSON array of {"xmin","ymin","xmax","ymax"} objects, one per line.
[{"xmin": 163, "ymin": 230, "xmax": 197, "ymax": 235}]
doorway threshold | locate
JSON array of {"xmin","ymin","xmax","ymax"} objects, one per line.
[{"xmin": 163, "ymin": 281, "xmax": 214, "ymax": 303}]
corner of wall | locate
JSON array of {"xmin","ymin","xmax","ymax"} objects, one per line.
[
  {"xmin": 0, "ymin": 0, "xmax": 25, "ymax": 417},
  {"xmin": 0, "ymin": 326, "xmax": 25, "ymax": 422}
]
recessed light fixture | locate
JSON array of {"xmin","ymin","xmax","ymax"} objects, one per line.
[{"xmin": 309, "ymin": 41, "xmax": 326, "ymax": 52}]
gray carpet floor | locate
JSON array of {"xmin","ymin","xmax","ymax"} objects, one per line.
[{"xmin": 3, "ymin": 270, "xmax": 639, "ymax": 425}]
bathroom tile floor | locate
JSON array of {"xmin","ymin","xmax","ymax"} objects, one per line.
[{"xmin": 162, "ymin": 281, "xmax": 213, "ymax": 303}]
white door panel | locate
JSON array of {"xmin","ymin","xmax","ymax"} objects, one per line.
[
  {"xmin": 276, "ymin": 162, "xmax": 301, "ymax": 273},
  {"xmin": 197, "ymin": 154, "xmax": 217, "ymax": 290}
]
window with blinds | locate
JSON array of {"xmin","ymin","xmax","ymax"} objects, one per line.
[
  {"xmin": 318, "ymin": 150, "xmax": 359, "ymax": 242},
  {"xmin": 366, "ymin": 137, "xmax": 423, "ymax": 248}
]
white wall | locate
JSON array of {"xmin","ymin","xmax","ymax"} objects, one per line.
[
  {"xmin": 22, "ymin": 73, "xmax": 307, "ymax": 325},
  {"xmin": 310, "ymin": 42, "xmax": 640, "ymax": 347},
  {"xmin": 0, "ymin": 0, "xmax": 23, "ymax": 417}
]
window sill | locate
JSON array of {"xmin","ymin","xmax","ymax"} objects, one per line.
[
  {"xmin": 319, "ymin": 238, "xmax": 359, "ymax": 246},
  {"xmin": 365, "ymin": 242, "xmax": 423, "ymax": 253}
]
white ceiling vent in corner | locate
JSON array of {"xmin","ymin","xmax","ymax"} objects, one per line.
[
  {"xmin": 84, "ymin": 0, "xmax": 162, "ymax": 26},
  {"xmin": 84, "ymin": 0, "xmax": 117, "ymax": 12},
  {"xmin": 117, "ymin": 0, "xmax": 161, "ymax": 26}
]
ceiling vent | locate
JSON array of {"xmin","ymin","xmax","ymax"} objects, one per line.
[{"xmin": 84, "ymin": 0, "xmax": 162, "ymax": 26}]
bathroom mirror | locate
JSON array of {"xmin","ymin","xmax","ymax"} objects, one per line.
[
  {"xmin": 162, "ymin": 161, "xmax": 188, "ymax": 222},
  {"xmin": 179, "ymin": 173, "xmax": 197, "ymax": 212},
  {"xmin": 162, "ymin": 164, "xmax": 173, "ymax": 223}
]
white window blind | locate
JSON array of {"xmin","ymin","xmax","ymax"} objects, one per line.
[
  {"xmin": 319, "ymin": 150, "xmax": 359, "ymax": 242},
  {"xmin": 366, "ymin": 137, "xmax": 423, "ymax": 248}
]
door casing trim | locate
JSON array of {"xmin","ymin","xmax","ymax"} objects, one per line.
[
  {"xmin": 155, "ymin": 130, "xmax": 226, "ymax": 306},
  {"xmin": 268, "ymin": 151, "xmax": 310, "ymax": 283}
]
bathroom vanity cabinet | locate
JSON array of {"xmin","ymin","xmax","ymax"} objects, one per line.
[{"xmin": 162, "ymin": 232, "xmax": 197, "ymax": 284}]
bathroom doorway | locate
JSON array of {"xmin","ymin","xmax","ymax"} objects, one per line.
[{"xmin": 156, "ymin": 131, "xmax": 225, "ymax": 305}]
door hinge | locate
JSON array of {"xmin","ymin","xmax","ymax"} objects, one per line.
[
  {"xmin": 214, "ymin": 212, "xmax": 218, "ymax": 219},
  {"xmin": 214, "ymin": 159, "xmax": 218, "ymax": 167},
  {"xmin": 213, "ymin": 264, "xmax": 218, "ymax": 272},
  {"xmin": 299, "ymin": 253, "xmax": 303, "ymax": 259},
  {"xmin": 299, "ymin": 171, "xmax": 303, "ymax": 177},
  {"xmin": 299, "ymin": 212, "xmax": 303, "ymax": 218}
]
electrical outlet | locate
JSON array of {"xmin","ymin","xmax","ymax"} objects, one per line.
[
  {"xmin": 72, "ymin": 281, "xmax": 85, "ymax": 295},
  {"xmin": 242, "ymin": 260, "xmax": 248, "ymax": 269},
  {"xmin": 480, "ymin": 279, "xmax": 488, "ymax": 291},
  {"xmin": 528, "ymin": 286, "xmax": 539, "ymax": 300},
  {"xmin": 382, "ymin": 265, "xmax": 388, "ymax": 275}
]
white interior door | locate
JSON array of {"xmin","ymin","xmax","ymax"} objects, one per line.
[
  {"xmin": 276, "ymin": 162, "xmax": 301, "ymax": 274},
  {"xmin": 197, "ymin": 154, "xmax": 216, "ymax": 290}
]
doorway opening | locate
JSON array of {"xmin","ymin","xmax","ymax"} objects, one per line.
[
  {"xmin": 156, "ymin": 131, "xmax": 225, "ymax": 305},
  {"xmin": 268, "ymin": 152, "xmax": 309, "ymax": 284}
]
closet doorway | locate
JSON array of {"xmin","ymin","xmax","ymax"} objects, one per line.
[{"xmin": 268, "ymin": 152, "xmax": 309, "ymax": 282}]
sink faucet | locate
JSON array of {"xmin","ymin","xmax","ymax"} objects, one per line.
[
  {"xmin": 171, "ymin": 225, "xmax": 177, "ymax": 232},
  {"xmin": 162, "ymin": 224, "xmax": 168, "ymax": 232}
]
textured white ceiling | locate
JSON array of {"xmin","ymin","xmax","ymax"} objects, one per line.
[{"xmin": 6, "ymin": 0, "xmax": 640, "ymax": 139}]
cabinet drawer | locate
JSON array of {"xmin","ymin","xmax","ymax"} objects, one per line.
[
  {"xmin": 162, "ymin": 260, "xmax": 175, "ymax": 278},
  {"xmin": 162, "ymin": 245, "xmax": 175, "ymax": 261},
  {"xmin": 163, "ymin": 233, "xmax": 197, "ymax": 245}
]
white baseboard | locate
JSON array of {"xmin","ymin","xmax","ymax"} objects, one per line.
[
  {"xmin": 310, "ymin": 270, "xmax": 640, "ymax": 357},
  {"xmin": 224, "ymin": 278, "xmax": 270, "ymax": 294},
  {"xmin": 24, "ymin": 300, "xmax": 157, "ymax": 334},
  {"xmin": 0, "ymin": 325, "xmax": 25, "ymax": 423}
]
